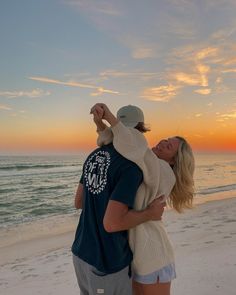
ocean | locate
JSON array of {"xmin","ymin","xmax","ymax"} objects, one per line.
[{"xmin": 0, "ymin": 153, "xmax": 235, "ymax": 240}]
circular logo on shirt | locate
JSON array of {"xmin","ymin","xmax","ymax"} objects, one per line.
[{"xmin": 84, "ymin": 150, "xmax": 111, "ymax": 195}]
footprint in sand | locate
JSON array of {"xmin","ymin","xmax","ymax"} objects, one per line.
[
  {"xmin": 223, "ymin": 236, "xmax": 232, "ymax": 239},
  {"xmin": 0, "ymin": 282, "xmax": 9, "ymax": 287},
  {"xmin": 43, "ymin": 257, "xmax": 56, "ymax": 263},
  {"xmin": 225, "ymin": 219, "xmax": 236, "ymax": 223},
  {"xmin": 15, "ymin": 258, "xmax": 25, "ymax": 263},
  {"xmin": 205, "ymin": 241, "xmax": 214, "ymax": 244},
  {"xmin": 54, "ymin": 270, "xmax": 65, "ymax": 274},
  {"xmin": 11, "ymin": 264, "xmax": 28, "ymax": 271},
  {"xmin": 20, "ymin": 268, "xmax": 35, "ymax": 274},
  {"xmin": 183, "ymin": 225, "xmax": 196, "ymax": 229},
  {"xmin": 22, "ymin": 274, "xmax": 38, "ymax": 280},
  {"xmin": 181, "ymin": 243, "xmax": 190, "ymax": 247},
  {"xmin": 202, "ymin": 210, "xmax": 209, "ymax": 214},
  {"xmin": 212, "ymin": 224, "xmax": 224, "ymax": 228},
  {"xmin": 212, "ymin": 218, "xmax": 223, "ymax": 222}
]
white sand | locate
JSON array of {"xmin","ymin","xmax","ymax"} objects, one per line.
[{"xmin": 1, "ymin": 196, "xmax": 236, "ymax": 295}]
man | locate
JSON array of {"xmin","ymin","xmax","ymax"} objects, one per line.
[{"xmin": 72, "ymin": 105, "xmax": 165, "ymax": 295}]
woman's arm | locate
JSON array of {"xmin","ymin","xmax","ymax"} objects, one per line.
[
  {"xmin": 91, "ymin": 104, "xmax": 114, "ymax": 146},
  {"xmin": 91, "ymin": 103, "xmax": 148, "ymax": 166}
]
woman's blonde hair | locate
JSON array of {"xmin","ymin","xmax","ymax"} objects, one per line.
[{"xmin": 169, "ymin": 136, "xmax": 195, "ymax": 213}]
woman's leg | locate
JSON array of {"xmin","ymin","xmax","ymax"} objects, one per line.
[
  {"xmin": 133, "ymin": 280, "xmax": 171, "ymax": 295},
  {"xmin": 132, "ymin": 279, "xmax": 143, "ymax": 295}
]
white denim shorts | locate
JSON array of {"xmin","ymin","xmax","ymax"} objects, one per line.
[{"xmin": 133, "ymin": 263, "xmax": 176, "ymax": 284}]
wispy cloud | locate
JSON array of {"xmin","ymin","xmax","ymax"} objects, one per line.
[
  {"xmin": 100, "ymin": 70, "xmax": 161, "ymax": 81},
  {"xmin": 195, "ymin": 88, "xmax": 212, "ymax": 95},
  {"xmin": 165, "ymin": 39, "xmax": 236, "ymax": 97},
  {"xmin": 141, "ymin": 84, "xmax": 181, "ymax": 102},
  {"xmin": 0, "ymin": 89, "xmax": 50, "ymax": 98},
  {"xmin": 222, "ymin": 68, "xmax": 236, "ymax": 73},
  {"xmin": 90, "ymin": 87, "xmax": 120, "ymax": 96},
  {"xmin": 29, "ymin": 76, "xmax": 97, "ymax": 89},
  {"xmin": 220, "ymin": 110, "xmax": 236, "ymax": 119},
  {"xmin": 0, "ymin": 104, "xmax": 12, "ymax": 111},
  {"xmin": 171, "ymin": 72, "xmax": 203, "ymax": 86},
  {"xmin": 29, "ymin": 76, "xmax": 119, "ymax": 95},
  {"xmin": 222, "ymin": 57, "xmax": 236, "ymax": 65},
  {"xmin": 62, "ymin": 1, "xmax": 236, "ymax": 103},
  {"xmin": 196, "ymin": 47, "xmax": 219, "ymax": 60}
]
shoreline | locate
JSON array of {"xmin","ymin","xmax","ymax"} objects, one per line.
[
  {"xmin": 0, "ymin": 191, "xmax": 235, "ymax": 266},
  {"xmin": 1, "ymin": 195, "xmax": 236, "ymax": 295}
]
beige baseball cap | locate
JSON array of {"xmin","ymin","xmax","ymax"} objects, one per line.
[{"xmin": 117, "ymin": 105, "xmax": 144, "ymax": 128}]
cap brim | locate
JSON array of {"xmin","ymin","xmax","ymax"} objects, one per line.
[{"xmin": 120, "ymin": 120, "xmax": 138, "ymax": 128}]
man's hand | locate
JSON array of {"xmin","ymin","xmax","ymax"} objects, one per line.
[{"xmin": 146, "ymin": 196, "xmax": 166, "ymax": 221}]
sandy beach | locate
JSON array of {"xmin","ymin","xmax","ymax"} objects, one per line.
[{"xmin": 1, "ymin": 196, "xmax": 236, "ymax": 295}]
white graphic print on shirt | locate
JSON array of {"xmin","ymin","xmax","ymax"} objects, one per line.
[{"xmin": 84, "ymin": 150, "xmax": 111, "ymax": 195}]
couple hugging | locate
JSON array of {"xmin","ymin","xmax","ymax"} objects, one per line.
[{"xmin": 72, "ymin": 103, "xmax": 195, "ymax": 295}]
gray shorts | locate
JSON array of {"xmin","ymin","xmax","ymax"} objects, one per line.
[{"xmin": 73, "ymin": 255, "xmax": 132, "ymax": 295}]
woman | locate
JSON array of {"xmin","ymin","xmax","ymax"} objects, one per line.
[{"xmin": 91, "ymin": 103, "xmax": 195, "ymax": 295}]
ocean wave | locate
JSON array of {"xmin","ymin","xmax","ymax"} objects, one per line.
[
  {"xmin": 0, "ymin": 163, "xmax": 79, "ymax": 171},
  {"xmin": 0, "ymin": 188, "xmax": 18, "ymax": 194},
  {"xmin": 198, "ymin": 183, "xmax": 236, "ymax": 195},
  {"xmin": 32, "ymin": 184, "xmax": 68, "ymax": 192}
]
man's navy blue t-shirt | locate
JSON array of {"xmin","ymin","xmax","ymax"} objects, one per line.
[{"xmin": 72, "ymin": 143, "xmax": 143, "ymax": 274}]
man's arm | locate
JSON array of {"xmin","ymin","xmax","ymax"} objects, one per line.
[
  {"xmin": 103, "ymin": 198, "xmax": 165, "ymax": 233},
  {"xmin": 74, "ymin": 183, "xmax": 83, "ymax": 209}
]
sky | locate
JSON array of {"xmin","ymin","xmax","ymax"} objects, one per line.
[{"xmin": 0, "ymin": 0, "xmax": 236, "ymax": 154}]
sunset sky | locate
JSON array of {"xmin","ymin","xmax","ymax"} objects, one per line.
[{"xmin": 1, "ymin": 0, "xmax": 236, "ymax": 154}]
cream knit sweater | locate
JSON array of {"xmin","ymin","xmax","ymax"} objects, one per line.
[{"xmin": 97, "ymin": 122, "xmax": 176, "ymax": 275}]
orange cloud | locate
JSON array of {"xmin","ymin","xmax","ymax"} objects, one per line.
[
  {"xmin": 173, "ymin": 72, "xmax": 202, "ymax": 86},
  {"xmin": 142, "ymin": 84, "xmax": 180, "ymax": 101},
  {"xmin": 196, "ymin": 47, "xmax": 219, "ymax": 60},
  {"xmin": 195, "ymin": 88, "xmax": 211, "ymax": 95}
]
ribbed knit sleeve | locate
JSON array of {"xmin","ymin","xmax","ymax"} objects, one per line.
[{"xmin": 111, "ymin": 122, "xmax": 148, "ymax": 168}]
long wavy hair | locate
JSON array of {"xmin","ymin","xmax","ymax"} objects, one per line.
[{"xmin": 169, "ymin": 136, "xmax": 195, "ymax": 213}]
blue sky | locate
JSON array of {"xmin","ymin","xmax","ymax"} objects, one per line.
[{"xmin": 1, "ymin": 0, "xmax": 236, "ymax": 153}]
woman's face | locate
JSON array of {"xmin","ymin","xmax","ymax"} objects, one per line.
[{"xmin": 152, "ymin": 137, "xmax": 180, "ymax": 164}]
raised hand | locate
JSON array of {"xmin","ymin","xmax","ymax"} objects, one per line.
[
  {"xmin": 90, "ymin": 103, "xmax": 118, "ymax": 127},
  {"xmin": 90, "ymin": 104, "xmax": 107, "ymax": 131},
  {"xmin": 90, "ymin": 104, "xmax": 104, "ymax": 120}
]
